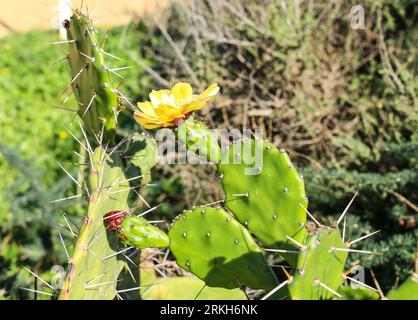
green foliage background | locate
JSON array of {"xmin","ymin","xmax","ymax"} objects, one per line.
[{"xmin": 0, "ymin": 0, "xmax": 416, "ymax": 299}]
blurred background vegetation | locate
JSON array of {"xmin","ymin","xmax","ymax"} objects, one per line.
[{"xmin": 0, "ymin": 0, "xmax": 417, "ymax": 299}]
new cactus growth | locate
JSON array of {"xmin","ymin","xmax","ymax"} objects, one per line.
[
  {"xmin": 65, "ymin": 11, "xmax": 119, "ymax": 145},
  {"xmin": 119, "ymin": 216, "xmax": 169, "ymax": 249},
  {"xmin": 169, "ymin": 207, "xmax": 278, "ymax": 290},
  {"xmin": 218, "ymin": 139, "xmax": 308, "ymax": 265},
  {"xmin": 59, "ymin": 147, "xmax": 131, "ymax": 300},
  {"xmin": 177, "ymin": 116, "xmax": 221, "ymax": 163}
]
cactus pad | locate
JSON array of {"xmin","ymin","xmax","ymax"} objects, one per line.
[
  {"xmin": 169, "ymin": 207, "xmax": 278, "ymax": 290},
  {"xmin": 142, "ymin": 276, "xmax": 247, "ymax": 300},
  {"xmin": 178, "ymin": 116, "xmax": 221, "ymax": 163},
  {"xmin": 120, "ymin": 215, "xmax": 169, "ymax": 249},
  {"xmin": 387, "ymin": 274, "xmax": 418, "ymax": 300},
  {"xmin": 66, "ymin": 11, "xmax": 118, "ymax": 143},
  {"xmin": 288, "ymin": 227, "xmax": 348, "ymax": 300},
  {"xmin": 59, "ymin": 147, "xmax": 130, "ymax": 299},
  {"xmin": 218, "ymin": 139, "xmax": 308, "ymax": 258}
]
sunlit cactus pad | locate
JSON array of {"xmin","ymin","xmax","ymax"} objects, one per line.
[
  {"xmin": 142, "ymin": 276, "xmax": 247, "ymax": 300},
  {"xmin": 218, "ymin": 139, "xmax": 308, "ymax": 253},
  {"xmin": 169, "ymin": 207, "xmax": 278, "ymax": 290},
  {"xmin": 288, "ymin": 227, "xmax": 348, "ymax": 300}
]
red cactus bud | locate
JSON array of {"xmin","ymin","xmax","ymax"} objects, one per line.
[{"xmin": 104, "ymin": 211, "xmax": 128, "ymax": 231}]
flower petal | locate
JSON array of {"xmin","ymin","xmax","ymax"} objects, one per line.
[
  {"xmin": 137, "ymin": 101, "xmax": 158, "ymax": 118},
  {"xmin": 149, "ymin": 89, "xmax": 171, "ymax": 107},
  {"xmin": 185, "ymin": 83, "xmax": 219, "ymax": 112},
  {"xmin": 171, "ymin": 82, "xmax": 193, "ymax": 104}
]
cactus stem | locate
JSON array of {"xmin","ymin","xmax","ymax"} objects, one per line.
[
  {"xmin": 344, "ymin": 275, "xmax": 379, "ymax": 292},
  {"xmin": 313, "ymin": 279, "xmax": 342, "ymax": 298},
  {"xmin": 336, "ymin": 191, "xmax": 359, "ymax": 225},
  {"xmin": 347, "ymin": 230, "xmax": 381, "ymax": 246},
  {"xmin": 298, "ymin": 203, "xmax": 322, "ymax": 227},
  {"xmin": 286, "ymin": 235, "xmax": 307, "ymax": 250},
  {"xmin": 261, "ymin": 279, "xmax": 290, "ymax": 300}
]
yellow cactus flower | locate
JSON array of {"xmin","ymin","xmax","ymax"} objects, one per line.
[{"xmin": 134, "ymin": 82, "xmax": 219, "ymax": 129}]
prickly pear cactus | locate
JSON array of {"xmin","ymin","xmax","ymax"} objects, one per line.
[
  {"xmin": 65, "ymin": 10, "xmax": 119, "ymax": 144},
  {"xmin": 142, "ymin": 276, "xmax": 247, "ymax": 300},
  {"xmin": 218, "ymin": 139, "xmax": 308, "ymax": 264},
  {"xmin": 288, "ymin": 227, "xmax": 348, "ymax": 300},
  {"xmin": 119, "ymin": 216, "xmax": 169, "ymax": 249},
  {"xmin": 169, "ymin": 207, "xmax": 278, "ymax": 290},
  {"xmin": 59, "ymin": 147, "xmax": 130, "ymax": 300}
]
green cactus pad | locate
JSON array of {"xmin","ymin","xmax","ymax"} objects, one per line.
[
  {"xmin": 66, "ymin": 11, "xmax": 118, "ymax": 144},
  {"xmin": 338, "ymin": 286, "xmax": 380, "ymax": 300},
  {"xmin": 59, "ymin": 147, "xmax": 130, "ymax": 300},
  {"xmin": 288, "ymin": 227, "xmax": 348, "ymax": 300},
  {"xmin": 169, "ymin": 207, "xmax": 278, "ymax": 290},
  {"xmin": 178, "ymin": 116, "xmax": 221, "ymax": 163},
  {"xmin": 120, "ymin": 215, "xmax": 169, "ymax": 249},
  {"xmin": 218, "ymin": 139, "xmax": 307, "ymax": 263},
  {"xmin": 387, "ymin": 274, "xmax": 418, "ymax": 300},
  {"xmin": 142, "ymin": 276, "xmax": 247, "ymax": 300}
]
